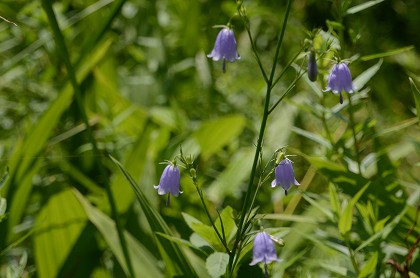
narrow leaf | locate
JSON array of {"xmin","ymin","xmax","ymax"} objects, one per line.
[
  {"xmin": 357, "ymin": 252, "xmax": 378, "ymax": 278},
  {"xmin": 346, "ymin": 0, "xmax": 385, "ymax": 15}
]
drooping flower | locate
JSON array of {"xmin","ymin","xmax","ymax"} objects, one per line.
[
  {"xmin": 307, "ymin": 51, "xmax": 318, "ymax": 82},
  {"xmin": 271, "ymin": 158, "xmax": 300, "ymax": 195},
  {"xmin": 154, "ymin": 163, "xmax": 182, "ymax": 205},
  {"xmin": 207, "ymin": 27, "xmax": 240, "ymax": 73},
  {"xmin": 250, "ymin": 232, "xmax": 281, "ymax": 277},
  {"xmin": 325, "ymin": 62, "xmax": 355, "ymax": 104}
]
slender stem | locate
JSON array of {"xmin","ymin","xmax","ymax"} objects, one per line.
[
  {"xmin": 347, "ymin": 95, "xmax": 362, "ymax": 173},
  {"xmin": 194, "ymin": 184, "xmax": 231, "ymax": 254},
  {"xmin": 40, "ymin": 2, "xmax": 135, "ymax": 278},
  {"xmin": 344, "ymin": 233, "xmax": 360, "ymax": 274},
  {"xmin": 228, "ymin": 0, "xmax": 293, "ymax": 274}
]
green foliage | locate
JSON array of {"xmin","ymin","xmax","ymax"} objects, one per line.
[{"xmin": 1, "ymin": 0, "xmax": 419, "ymax": 277}]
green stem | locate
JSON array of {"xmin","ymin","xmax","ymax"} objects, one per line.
[
  {"xmin": 40, "ymin": 2, "xmax": 135, "ymax": 278},
  {"xmin": 344, "ymin": 233, "xmax": 360, "ymax": 274},
  {"xmin": 228, "ymin": 0, "xmax": 293, "ymax": 275},
  {"xmin": 348, "ymin": 95, "xmax": 362, "ymax": 173},
  {"xmin": 194, "ymin": 181, "xmax": 231, "ymax": 254}
]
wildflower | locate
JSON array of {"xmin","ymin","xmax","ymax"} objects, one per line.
[
  {"xmin": 307, "ymin": 51, "xmax": 318, "ymax": 82},
  {"xmin": 154, "ymin": 163, "xmax": 182, "ymax": 205},
  {"xmin": 207, "ymin": 27, "xmax": 240, "ymax": 73},
  {"xmin": 325, "ymin": 62, "xmax": 355, "ymax": 104},
  {"xmin": 271, "ymin": 158, "xmax": 300, "ymax": 195},
  {"xmin": 250, "ymin": 232, "xmax": 281, "ymax": 277}
]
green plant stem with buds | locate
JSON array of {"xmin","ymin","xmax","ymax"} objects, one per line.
[{"xmin": 228, "ymin": 0, "xmax": 293, "ymax": 275}]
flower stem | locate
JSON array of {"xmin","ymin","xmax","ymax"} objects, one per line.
[
  {"xmin": 40, "ymin": 2, "xmax": 134, "ymax": 277},
  {"xmin": 228, "ymin": 0, "xmax": 293, "ymax": 274}
]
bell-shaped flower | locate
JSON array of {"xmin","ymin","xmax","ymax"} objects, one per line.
[
  {"xmin": 307, "ymin": 51, "xmax": 318, "ymax": 82},
  {"xmin": 207, "ymin": 27, "xmax": 240, "ymax": 73},
  {"xmin": 250, "ymin": 232, "xmax": 281, "ymax": 277},
  {"xmin": 271, "ymin": 158, "xmax": 300, "ymax": 195},
  {"xmin": 154, "ymin": 163, "xmax": 182, "ymax": 205},
  {"xmin": 325, "ymin": 62, "xmax": 355, "ymax": 104}
]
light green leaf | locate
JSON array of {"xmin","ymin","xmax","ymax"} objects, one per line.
[
  {"xmin": 358, "ymin": 252, "xmax": 378, "ymax": 278},
  {"xmin": 353, "ymin": 59, "xmax": 382, "ymax": 92},
  {"xmin": 339, "ymin": 183, "xmax": 370, "ymax": 235},
  {"xmin": 193, "ymin": 115, "xmax": 246, "ymax": 159},
  {"xmin": 206, "ymin": 252, "xmax": 229, "ymax": 278},
  {"xmin": 74, "ymin": 189, "xmax": 163, "ymax": 278},
  {"xmin": 33, "ymin": 188, "xmax": 88, "ymax": 278},
  {"xmin": 338, "ymin": 201, "xmax": 353, "ymax": 235},
  {"xmin": 329, "ymin": 183, "xmax": 341, "ymax": 218},
  {"xmin": 346, "ymin": 0, "xmax": 385, "ymax": 15},
  {"xmin": 361, "ymin": 45, "xmax": 414, "ymax": 61}
]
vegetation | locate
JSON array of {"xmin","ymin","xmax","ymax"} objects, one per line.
[{"xmin": 1, "ymin": 0, "xmax": 419, "ymax": 277}]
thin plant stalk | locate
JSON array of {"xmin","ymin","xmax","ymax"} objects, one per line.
[{"xmin": 40, "ymin": 2, "xmax": 135, "ymax": 277}]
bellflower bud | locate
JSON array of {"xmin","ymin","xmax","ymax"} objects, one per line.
[
  {"xmin": 307, "ymin": 51, "xmax": 318, "ymax": 82},
  {"xmin": 154, "ymin": 164, "xmax": 182, "ymax": 205},
  {"xmin": 271, "ymin": 158, "xmax": 300, "ymax": 195},
  {"xmin": 325, "ymin": 62, "xmax": 355, "ymax": 104},
  {"xmin": 207, "ymin": 27, "xmax": 240, "ymax": 73}
]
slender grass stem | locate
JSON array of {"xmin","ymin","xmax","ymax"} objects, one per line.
[{"xmin": 40, "ymin": 2, "xmax": 135, "ymax": 277}]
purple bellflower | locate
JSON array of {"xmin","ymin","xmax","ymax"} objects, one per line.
[
  {"xmin": 271, "ymin": 158, "xmax": 300, "ymax": 195},
  {"xmin": 154, "ymin": 164, "xmax": 182, "ymax": 206},
  {"xmin": 325, "ymin": 62, "xmax": 355, "ymax": 104},
  {"xmin": 207, "ymin": 27, "xmax": 240, "ymax": 73},
  {"xmin": 250, "ymin": 232, "xmax": 281, "ymax": 278}
]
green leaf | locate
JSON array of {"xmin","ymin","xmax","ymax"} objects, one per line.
[
  {"xmin": 353, "ymin": 59, "xmax": 382, "ymax": 91},
  {"xmin": 193, "ymin": 115, "xmax": 246, "ymax": 159},
  {"xmin": 357, "ymin": 252, "xmax": 378, "ymax": 278},
  {"xmin": 33, "ymin": 188, "xmax": 88, "ymax": 278},
  {"xmin": 206, "ymin": 252, "xmax": 229, "ymax": 278},
  {"xmin": 409, "ymin": 77, "xmax": 420, "ymax": 129},
  {"xmin": 338, "ymin": 201, "xmax": 353, "ymax": 235},
  {"xmin": 339, "ymin": 183, "xmax": 370, "ymax": 235},
  {"xmin": 329, "ymin": 183, "xmax": 341, "ymax": 218},
  {"xmin": 361, "ymin": 45, "xmax": 414, "ymax": 61},
  {"xmin": 346, "ymin": 0, "xmax": 385, "ymax": 15},
  {"xmin": 182, "ymin": 212, "xmax": 222, "ymax": 251},
  {"xmin": 74, "ymin": 189, "xmax": 163, "ymax": 278}
]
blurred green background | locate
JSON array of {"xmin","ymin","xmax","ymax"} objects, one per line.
[{"xmin": 0, "ymin": 0, "xmax": 419, "ymax": 277}]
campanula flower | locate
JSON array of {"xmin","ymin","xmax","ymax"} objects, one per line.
[
  {"xmin": 271, "ymin": 158, "xmax": 300, "ymax": 195},
  {"xmin": 250, "ymin": 232, "xmax": 281, "ymax": 277},
  {"xmin": 207, "ymin": 27, "xmax": 240, "ymax": 73},
  {"xmin": 154, "ymin": 164, "xmax": 182, "ymax": 205},
  {"xmin": 307, "ymin": 51, "xmax": 318, "ymax": 82},
  {"xmin": 325, "ymin": 62, "xmax": 355, "ymax": 104}
]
